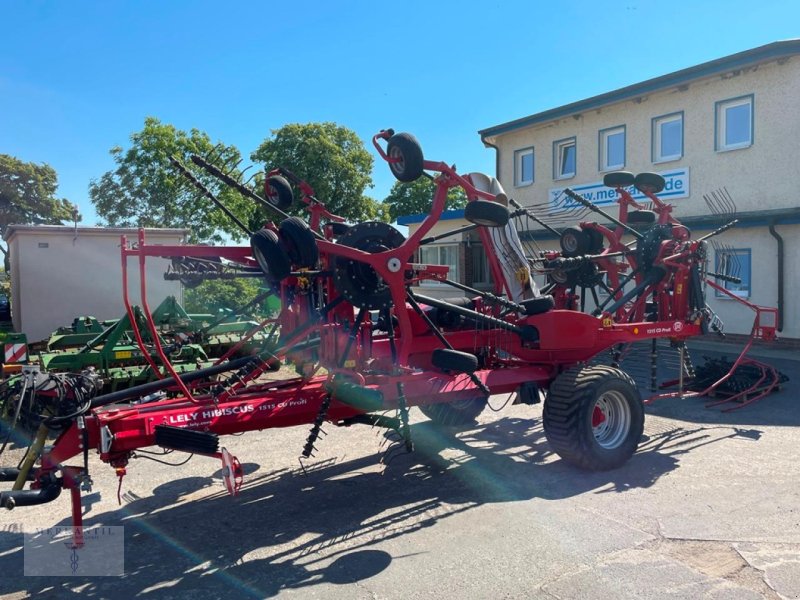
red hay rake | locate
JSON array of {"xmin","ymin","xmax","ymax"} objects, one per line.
[{"xmin": 0, "ymin": 129, "xmax": 779, "ymax": 546}]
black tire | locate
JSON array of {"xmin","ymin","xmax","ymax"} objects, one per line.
[
  {"xmin": 627, "ymin": 210, "xmax": 657, "ymax": 225},
  {"xmin": 521, "ymin": 295, "xmax": 554, "ymax": 315},
  {"xmin": 279, "ymin": 217, "xmax": 319, "ymax": 268},
  {"xmin": 585, "ymin": 227, "xmax": 605, "ymax": 254},
  {"xmin": 549, "ymin": 268, "xmax": 578, "ymax": 288},
  {"xmin": 603, "ymin": 171, "xmax": 635, "ymax": 188},
  {"xmin": 264, "ymin": 176, "xmax": 293, "ymax": 211},
  {"xmin": 327, "ymin": 222, "xmax": 350, "ymax": 238},
  {"xmin": 560, "ymin": 226, "xmax": 590, "ymax": 257},
  {"xmin": 250, "ymin": 229, "xmax": 291, "ymax": 282},
  {"xmin": 419, "ymin": 397, "xmax": 486, "ymax": 427},
  {"xmin": 635, "ymin": 172, "xmax": 666, "ymax": 194},
  {"xmin": 386, "ymin": 133, "xmax": 424, "ymax": 182},
  {"xmin": 431, "ymin": 348, "xmax": 478, "ymax": 373},
  {"xmin": 543, "ymin": 365, "xmax": 644, "ymax": 471},
  {"xmin": 464, "ymin": 200, "xmax": 510, "ymax": 228}
]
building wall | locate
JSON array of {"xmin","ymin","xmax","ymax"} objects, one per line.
[
  {"xmin": 491, "ymin": 57, "xmax": 800, "ymax": 218},
  {"xmin": 703, "ymin": 224, "xmax": 795, "ymax": 338},
  {"xmin": 7, "ymin": 227, "xmax": 186, "ymax": 342},
  {"xmin": 407, "ymin": 215, "xmax": 469, "ymax": 300},
  {"xmin": 483, "ymin": 54, "xmax": 800, "ymax": 338}
]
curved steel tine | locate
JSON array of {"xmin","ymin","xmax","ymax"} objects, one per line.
[
  {"xmin": 721, "ymin": 187, "xmax": 737, "ymax": 217},
  {"xmin": 205, "ymin": 143, "xmax": 226, "ymax": 166}
]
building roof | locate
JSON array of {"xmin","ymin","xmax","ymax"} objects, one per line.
[
  {"xmin": 397, "ymin": 208, "xmax": 465, "ymax": 226},
  {"xmin": 479, "ymin": 40, "xmax": 800, "ymax": 140},
  {"xmin": 4, "ymin": 225, "xmax": 189, "ymax": 242}
]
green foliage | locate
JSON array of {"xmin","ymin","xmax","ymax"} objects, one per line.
[
  {"xmin": 383, "ymin": 177, "xmax": 467, "ymax": 221},
  {"xmin": 251, "ymin": 122, "xmax": 381, "ymax": 224},
  {"xmin": 183, "ymin": 277, "xmax": 264, "ymax": 316},
  {"xmin": 0, "ymin": 154, "xmax": 76, "ymax": 240},
  {"xmin": 89, "ymin": 117, "xmax": 252, "ymax": 243}
]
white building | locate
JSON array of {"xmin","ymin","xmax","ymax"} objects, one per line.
[
  {"xmin": 4, "ymin": 226, "xmax": 187, "ymax": 342},
  {"xmin": 402, "ymin": 40, "xmax": 800, "ymax": 339}
]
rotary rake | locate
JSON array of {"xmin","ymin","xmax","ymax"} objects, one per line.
[{"xmin": 0, "ymin": 129, "xmax": 779, "ymax": 546}]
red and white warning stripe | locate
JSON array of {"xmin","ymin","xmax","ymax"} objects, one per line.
[{"xmin": 4, "ymin": 343, "xmax": 27, "ymax": 364}]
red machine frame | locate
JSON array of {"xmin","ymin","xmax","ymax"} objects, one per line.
[{"xmin": 1, "ymin": 129, "xmax": 779, "ymax": 544}]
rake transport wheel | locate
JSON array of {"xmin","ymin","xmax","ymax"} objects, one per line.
[
  {"xmin": 386, "ymin": 132, "xmax": 424, "ymax": 182},
  {"xmin": 559, "ymin": 226, "xmax": 591, "ymax": 257},
  {"xmin": 420, "ymin": 397, "xmax": 487, "ymax": 427},
  {"xmin": 279, "ymin": 217, "xmax": 319, "ymax": 268},
  {"xmin": 250, "ymin": 229, "xmax": 291, "ymax": 282},
  {"xmin": 543, "ymin": 365, "xmax": 643, "ymax": 471},
  {"xmin": 464, "ymin": 200, "xmax": 510, "ymax": 228},
  {"xmin": 264, "ymin": 175, "xmax": 294, "ymax": 210}
]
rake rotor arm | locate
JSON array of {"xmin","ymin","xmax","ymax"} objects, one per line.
[
  {"xmin": 563, "ymin": 188, "xmax": 644, "ymax": 239},
  {"xmin": 420, "ymin": 223, "xmax": 479, "ymax": 245},
  {"xmin": 169, "ymin": 156, "xmax": 253, "ymax": 236},
  {"xmin": 698, "ymin": 219, "xmax": 739, "ymax": 242},
  {"xmin": 707, "ymin": 271, "xmax": 742, "ymax": 285},
  {"xmin": 190, "ymin": 155, "xmax": 325, "ymax": 241},
  {"xmin": 508, "ymin": 197, "xmax": 562, "ymax": 237}
]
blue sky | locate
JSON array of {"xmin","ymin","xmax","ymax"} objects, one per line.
[{"xmin": 1, "ymin": 0, "xmax": 797, "ymax": 225}]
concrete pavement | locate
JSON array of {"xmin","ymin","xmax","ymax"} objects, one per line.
[{"xmin": 1, "ymin": 349, "xmax": 798, "ymax": 599}]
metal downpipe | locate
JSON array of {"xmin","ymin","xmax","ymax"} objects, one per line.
[{"xmin": 768, "ymin": 220, "xmax": 784, "ymax": 332}]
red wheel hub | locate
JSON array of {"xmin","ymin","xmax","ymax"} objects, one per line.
[{"xmin": 592, "ymin": 405, "xmax": 606, "ymax": 427}]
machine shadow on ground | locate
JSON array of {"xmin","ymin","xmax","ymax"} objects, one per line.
[
  {"xmin": 598, "ymin": 342, "xmax": 799, "ymax": 427},
  {"xmin": 0, "ymin": 413, "xmax": 762, "ymax": 599}
]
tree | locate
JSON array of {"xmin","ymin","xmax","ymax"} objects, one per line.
[
  {"xmin": 90, "ymin": 117, "xmax": 253, "ymax": 243},
  {"xmin": 383, "ymin": 177, "xmax": 467, "ymax": 221},
  {"xmin": 0, "ymin": 154, "xmax": 76, "ymax": 266},
  {"xmin": 183, "ymin": 277, "xmax": 266, "ymax": 316},
  {"xmin": 251, "ymin": 122, "xmax": 381, "ymax": 223}
]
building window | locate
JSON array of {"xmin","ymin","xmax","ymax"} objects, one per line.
[
  {"xmin": 514, "ymin": 147, "xmax": 534, "ymax": 187},
  {"xmin": 471, "ymin": 245, "xmax": 493, "ymax": 287},
  {"xmin": 553, "ymin": 137, "xmax": 576, "ymax": 180},
  {"xmin": 715, "ymin": 248, "xmax": 751, "ymax": 298},
  {"xmin": 715, "ymin": 95, "xmax": 753, "ymax": 151},
  {"xmin": 652, "ymin": 112, "xmax": 683, "ymax": 163},
  {"xmin": 599, "ymin": 126, "xmax": 625, "ymax": 171},
  {"xmin": 419, "ymin": 244, "xmax": 459, "ymax": 286}
]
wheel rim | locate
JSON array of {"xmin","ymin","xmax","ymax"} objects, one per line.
[
  {"xmin": 266, "ymin": 182, "xmax": 279, "ymax": 205},
  {"xmin": 389, "ymin": 146, "xmax": 405, "ymax": 176},
  {"xmin": 591, "ymin": 390, "xmax": 631, "ymax": 449},
  {"xmin": 562, "ymin": 233, "xmax": 578, "ymax": 253}
]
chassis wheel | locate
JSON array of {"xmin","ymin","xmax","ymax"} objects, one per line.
[
  {"xmin": 250, "ymin": 229, "xmax": 291, "ymax": 282},
  {"xmin": 326, "ymin": 222, "xmax": 350, "ymax": 239},
  {"xmin": 264, "ymin": 176, "xmax": 293, "ymax": 211},
  {"xmin": 560, "ymin": 226, "xmax": 590, "ymax": 257},
  {"xmin": 279, "ymin": 217, "xmax": 319, "ymax": 268},
  {"xmin": 543, "ymin": 365, "xmax": 644, "ymax": 471},
  {"xmin": 603, "ymin": 171, "xmax": 635, "ymax": 188},
  {"xmin": 635, "ymin": 172, "xmax": 666, "ymax": 194},
  {"xmin": 521, "ymin": 295, "xmax": 554, "ymax": 316},
  {"xmin": 627, "ymin": 210, "xmax": 657, "ymax": 227},
  {"xmin": 431, "ymin": 348, "xmax": 478, "ymax": 373},
  {"xmin": 464, "ymin": 200, "xmax": 510, "ymax": 227},
  {"xmin": 585, "ymin": 227, "xmax": 604, "ymax": 254},
  {"xmin": 387, "ymin": 133, "xmax": 424, "ymax": 182},
  {"xmin": 420, "ymin": 397, "xmax": 486, "ymax": 427}
]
